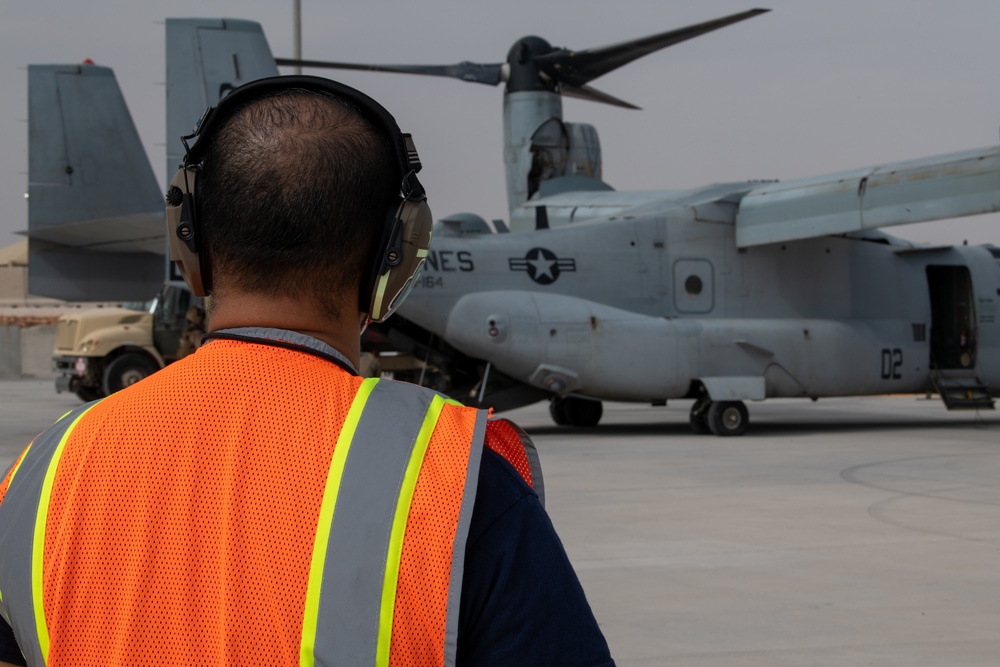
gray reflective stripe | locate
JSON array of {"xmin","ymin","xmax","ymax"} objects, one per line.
[
  {"xmin": 442, "ymin": 409, "xmax": 488, "ymax": 667},
  {"xmin": 0, "ymin": 402, "xmax": 97, "ymax": 666},
  {"xmin": 313, "ymin": 381, "xmax": 435, "ymax": 665},
  {"xmin": 515, "ymin": 425, "xmax": 545, "ymax": 508},
  {"xmin": 492, "ymin": 419, "xmax": 545, "ymax": 507}
]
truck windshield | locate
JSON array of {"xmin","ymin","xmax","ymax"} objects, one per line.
[{"xmin": 122, "ymin": 300, "xmax": 155, "ymax": 314}]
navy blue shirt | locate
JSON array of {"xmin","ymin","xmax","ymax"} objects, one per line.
[{"xmin": 460, "ymin": 448, "xmax": 615, "ymax": 666}]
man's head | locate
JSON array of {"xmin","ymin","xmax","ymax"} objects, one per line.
[
  {"xmin": 166, "ymin": 76, "xmax": 432, "ymax": 325},
  {"xmin": 200, "ymin": 89, "xmax": 393, "ymax": 322}
]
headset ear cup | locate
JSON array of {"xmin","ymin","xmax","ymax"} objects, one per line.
[
  {"xmin": 365, "ymin": 197, "xmax": 433, "ymax": 322},
  {"xmin": 165, "ymin": 167, "xmax": 209, "ymax": 296}
]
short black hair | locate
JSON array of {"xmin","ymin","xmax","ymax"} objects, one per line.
[{"xmin": 197, "ymin": 89, "xmax": 397, "ymax": 320}]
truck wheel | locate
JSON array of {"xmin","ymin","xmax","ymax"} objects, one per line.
[
  {"xmin": 74, "ymin": 386, "xmax": 105, "ymax": 403},
  {"xmin": 103, "ymin": 354, "xmax": 158, "ymax": 395},
  {"xmin": 707, "ymin": 401, "xmax": 749, "ymax": 437}
]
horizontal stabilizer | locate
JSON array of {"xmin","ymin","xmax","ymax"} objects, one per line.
[
  {"xmin": 27, "ymin": 64, "xmax": 163, "ymax": 299},
  {"xmin": 29, "ymin": 241, "xmax": 165, "ymax": 302},
  {"xmin": 737, "ymin": 145, "xmax": 1000, "ymax": 247},
  {"xmin": 166, "ymin": 18, "xmax": 279, "ymax": 179},
  {"xmin": 21, "ymin": 214, "xmax": 163, "ymax": 254}
]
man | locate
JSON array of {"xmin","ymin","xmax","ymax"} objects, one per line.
[{"xmin": 0, "ymin": 76, "xmax": 615, "ymax": 666}]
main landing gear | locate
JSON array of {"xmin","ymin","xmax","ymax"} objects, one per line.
[
  {"xmin": 549, "ymin": 396, "xmax": 603, "ymax": 427},
  {"xmin": 689, "ymin": 397, "xmax": 749, "ymax": 436}
]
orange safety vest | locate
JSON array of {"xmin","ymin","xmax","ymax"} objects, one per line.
[{"xmin": 0, "ymin": 328, "xmax": 541, "ymax": 667}]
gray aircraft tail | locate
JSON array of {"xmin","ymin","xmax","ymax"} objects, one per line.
[
  {"xmin": 26, "ymin": 63, "xmax": 164, "ymax": 301},
  {"xmin": 165, "ymin": 18, "xmax": 279, "ymax": 180},
  {"xmin": 26, "ymin": 19, "xmax": 279, "ymax": 302}
]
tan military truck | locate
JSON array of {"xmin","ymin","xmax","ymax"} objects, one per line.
[
  {"xmin": 53, "ymin": 283, "xmax": 203, "ymax": 401},
  {"xmin": 54, "ymin": 283, "xmax": 441, "ymax": 402}
]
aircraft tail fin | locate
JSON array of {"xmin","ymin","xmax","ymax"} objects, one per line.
[
  {"xmin": 26, "ymin": 64, "xmax": 164, "ymax": 301},
  {"xmin": 166, "ymin": 18, "xmax": 279, "ymax": 179}
]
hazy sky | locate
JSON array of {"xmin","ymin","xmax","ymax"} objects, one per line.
[{"xmin": 2, "ymin": 0, "xmax": 999, "ymax": 248}]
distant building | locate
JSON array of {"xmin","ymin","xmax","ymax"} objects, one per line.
[
  {"xmin": 0, "ymin": 240, "xmax": 125, "ymax": 378},
  {"xmin": 0, "ymin": 240, "xmax": 29, "ymax": 303}
]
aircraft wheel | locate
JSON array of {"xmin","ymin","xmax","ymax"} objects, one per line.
[
  {"xmin": 551, "ymin": 397, "xmax": 603, "ymax": 427},
  {"xmin": 103, "ymin": 354, "xmax": 158, "ymax": 395},
  {"xmin": 689, "ymin": 400, "xmax": 711, "ymax": 435},
  {"xmin": 707, "ymin": 401, "xmax": 749, "ymax": 437},
  {"xmin": 549, "ymin": 398, "xmax": 570, "ymax": 426}
]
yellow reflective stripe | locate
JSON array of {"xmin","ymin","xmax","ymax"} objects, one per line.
[
  {"xmin": 372, "ymin": 273, "xmax": 390, "ymax": 319},
  {"xmin": 300, "ymin": 377, "xmax": 379, "ymax": 667},
  {"xmin": 375, "ymin": 394, "xmax": 447, "ymax": 667},
  {"xmin": 32, "ymin": 403, "xmax": 100, "ymax": 662}
]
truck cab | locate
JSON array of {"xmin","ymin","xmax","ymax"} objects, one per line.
[{"xmin": 53, "ymin": 283, "xmax": 203, "ymax": 401}]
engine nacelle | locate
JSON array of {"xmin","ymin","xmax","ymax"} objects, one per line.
[{"xmin": 446, "ymin": 291, "xmax": 691, "ymax": 400}]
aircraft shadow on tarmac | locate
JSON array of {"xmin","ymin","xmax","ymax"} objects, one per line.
[{"xmin": 527, "ymin": 416, "xmax": 1000, "ymax": 438}]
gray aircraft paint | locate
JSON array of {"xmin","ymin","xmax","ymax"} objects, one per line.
[
  {"xmin": 401, "ymin": 198, "xmax": 1000, "ymax": 404},
  {"xmin": 25, "ymin": 65, "xmax": 163, "ymax": 301},
  {"xmin": 503, "ymin": 90, "xmax": 604, "ymax": 218},
  {"xmin": 165, "ymin": 18, "xmax": 279, "ymax": 184},
  {"xmin": 25, "ymin": 21, "xmax": 283, "ymax": 302}
]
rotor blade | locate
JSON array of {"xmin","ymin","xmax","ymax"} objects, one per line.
[
  {"xmin": 561, "ymin": 83, "xmax": 640, "ymax": 110},
  {"xmin": 275, "ymin": 58, "xmax": 503, "ymax": 86},
  {"xmin": 535, "ymin": 8, "xmax": 770, "ymax": 87}
]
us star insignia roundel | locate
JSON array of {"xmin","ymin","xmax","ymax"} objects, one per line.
[{"xmin": 508, "ymin": 248, "xmax": 577, "ymax": 285}]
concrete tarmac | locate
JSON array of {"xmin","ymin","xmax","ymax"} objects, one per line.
[{"xmin": 2, "ymin": 378, "xmax": 999, "ymax": 666}]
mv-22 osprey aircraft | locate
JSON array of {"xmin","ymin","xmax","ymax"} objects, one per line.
[{"xmin": 27, "ymin": 11, "xmax": 1000, "ymax": 435}]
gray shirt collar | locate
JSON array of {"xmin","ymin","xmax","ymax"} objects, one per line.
[{"xmin": 205, "ymin": 326, "xmax": 359, "ymax": 375}]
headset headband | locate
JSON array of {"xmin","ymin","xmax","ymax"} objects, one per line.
[{"xmin": 182, "ymin": 76, "xmax": 425, "ymax": 200}]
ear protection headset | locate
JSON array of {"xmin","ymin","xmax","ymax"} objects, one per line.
[{"xmin": 164, "ymin": 75, "xmax": 433, "ymax": 322}]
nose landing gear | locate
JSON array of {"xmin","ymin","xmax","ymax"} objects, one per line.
[{"xmin": 690, "ymin": 398, "xmax": 749, "ymax": 436}]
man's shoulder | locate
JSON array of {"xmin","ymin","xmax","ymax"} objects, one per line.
[
  {"xmin": 377, "ymin": 377, "xmax": 456, "ymax": 402},
  {"xmin": 479, "ymin": 447, "xmax": 536, "ymax": 496},
  {"xmin": 469, "ymin": 447, "xmax": 538, "ymax": 545}
]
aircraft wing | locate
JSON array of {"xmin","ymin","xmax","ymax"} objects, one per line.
[
  {"xmin": 736, "ymin": 145, "xmax": 1000, "ymax": 247},
  {"xmin": 166, "ymin": 18, "xmax": 279, "ymax": 180},
  {"xmin": 25, "ymin": 64, "xmax": 164, "ymax": 301}
]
